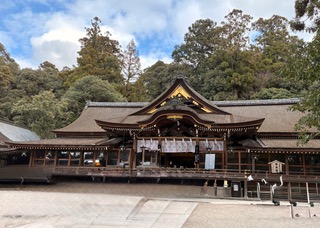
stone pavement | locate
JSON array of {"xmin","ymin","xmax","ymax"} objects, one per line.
[
  {"xmin": 1, "ymin": 182, "xmax": 320, "ymax": 227},
  {"xmin": 0, "ymin": 190, "xmax": 197, "ymax": 227}
]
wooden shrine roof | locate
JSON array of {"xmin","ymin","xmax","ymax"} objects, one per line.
[
  {"xmin": 53, "ymin": 98, "xmax": 303, "ymax": 135},
  {"xmin": 259, "ymin": 139, "xmax": 320, "ymax": 149},
  {"xmin": 5, "ymin": 137, "xmax": 119, "ymax": 150},
  {"xmin": 0, "ymin": 119, "xmax": 40, "ymax": 141},
  {"xmin": 222, "ymin": 103, "xmax": 305, "ymax": 133},
  {"xmin": 53, "ymin": 78, "xmax": 303, "ymax": 136}
]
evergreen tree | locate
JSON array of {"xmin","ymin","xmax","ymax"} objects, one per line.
[
  {"xmin": 289, "ymin": 0, "xmax": 320, "ymax": 141},
  {"xmin": 67, "ymin": 17, "xmax": 124, "ymax": 86}
]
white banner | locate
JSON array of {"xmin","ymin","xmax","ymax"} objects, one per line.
[
  {"xmin": 137, "ymin": 139, "xmax": 224, "ymax": 153},
  {"xmin": 137, "ymin": 139, "xmax": 159, "ymax": 152},
  {"xmin": 205, "ymin": 154, "xmax": 215, "ymax": 170},
  {"xmin": 162, "ymin": 139, "xmax": 196, "ymax": 153},
  {"xmin": 199, "ymin": 139, "xmax": 224, "ymax": 152}
]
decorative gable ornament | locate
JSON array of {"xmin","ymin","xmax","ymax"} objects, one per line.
[{"xmin": 268, "ymin": 160, "xmax": 285, "ymax": 173}]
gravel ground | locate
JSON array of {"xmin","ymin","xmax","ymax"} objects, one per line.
[{"xmin": 1, "ymin": 181, "xmax": 319, "ymax": 227}]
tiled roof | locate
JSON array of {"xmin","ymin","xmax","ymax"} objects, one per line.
[
  {"xmin": 221, "ymin": 104, "xmax": 303, "ymax": 133},
  {"xmin": 53, "ymin": 107, "xmax": 139, "ymax": 134},
  {"xmin": 6, "ymin": 137, "xmax": 109, "ymax": 149},
  {"xmin": 87, "ymin": 98, "xmax": 300, "ymax": 108},
  {"xmin": 259, "ymin": 139, "xmax": 320, "ymax": 149},
  {"xmin": 0, "ymin": 119, "xmax": 40, "ymax": 141},
  {"xmin": 54, "ymin": 97, "xmax": 304, "ymax": 135},
  {"xmin": 213, "ymin": 98, "xmax": 300, "ymax": 106},
  {"xmin": 87, "ymin": 101, "xmax": 148, "ymax": 108}
]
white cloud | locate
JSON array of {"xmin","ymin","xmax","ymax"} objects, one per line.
[
  {"xmin": 140, "ymin": 52, "xmax": 172, "ymax": 71},
  {"xmin": 1, "ymin": 0, "xmax": 315, "ymax": 71},
  {"xmin": 13, "ymin": 57, "xmax": 37, "ymax": 69},
  {"xmin": 31, "ymin": 39, "xmax": 80, "ymax": 69},
  {"xmin": 28, "ymin": 13, "xmax": 84, "ymax": 69}
]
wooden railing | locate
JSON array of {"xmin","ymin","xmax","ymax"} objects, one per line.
[{"xmin": 51, "ymin": 166, "xmax": 320, "ymax": 183}]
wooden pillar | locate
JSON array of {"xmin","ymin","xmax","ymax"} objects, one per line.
[
  {"xmin": 252, "ymin": 156, "xmax": 256, "ymax": 173},
  {"xmin": 54, "ymin": 150, "xmax": 58, "ymax": 166},
  {"xmin": 225, "ymin": 147, "xmax": 228, "ymax": 170},
  {"xmin": 195, "ymin": 138, "xmax": 199, "ymax": 169},
  {"xmin": 306, "ymin": 182, "xmax": 310, "ymax": 204},
  {"xmin": 288, "ymin": 182, "xmax": 292, "ymax": 201},
  {"xmin": 131, "ymin": 135, "xmax": 137, "ymax": 170},
  {"xmin": 29, "ymin": 150, "xmax": 34, "ymax": 167},
  {"xmin": 158, "ymin": 138, "xmax": 162, "ymax": 168},
  {"xmin": 285, "ymin": 155, "xmax": 290, "ymax": 175},
  {"xmin": 223, "ymin": 134, "xmax": 227, "ymax": 170},
  {"xmin": 142, "ymin": 147, "xmax": 145, "ymax": 164},
  {"xmin": 238, "ymin": 151, "xmax": 241, "ymax": 173},
  {"xmin": 68, "ymin": 151, "xmax": 71, "ymax": 167},
  {"xmin": 268, "ymin": 153, "xmax": 271, "ymax": 173},
  {"xmin": 303, "ymin": 154, "xmax": 306, "ymax": 175},
  {"xmin": 244, "ymin": 180, "xmax": 248, "ymax": 198}
]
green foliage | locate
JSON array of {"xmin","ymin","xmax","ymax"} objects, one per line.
[
  {"xmin": 288, "ymin": 2, "xmax": 320, "ymax": 142},
  {"xmin": 125, "ymin": 78, "xmax": 148, "ymax": 102},
  {"xmin": 291, "ymin": 0, "xmax": 320, "ymax": 32},
  {"xmin": 139, "ymin": 61, "xmax": 191, "ymax": 101},
  {"xmin": 16, "ymin": 67, "xmax": 64, "ymax": 97},
  {"xmin": 290, "ymin": 80, "xmax": 320, "ymax": 139},
  {"xmin": 139, "ymin": 61, "xmax": 171, "ymax": 100},
  {"xmin": 0, "ymin": 89, "xmax": 26, "ymax": 120},
  {"xmin": 290, "ymin": 32, "xmax": 320, "ymax": 138},
  {"xmin": 63, "ymin": 76, "xmax": 126, "ymax": 116},
  {"xmin": 251, "ymin": 88, "xmax": 294, "ymax": 99},
  {"xmin": 0, "ymin": 43, "xmax": 19, "ymax": 94},
  {"xmin": 73, "ymin": 17, "xmax": 124, "ymax": 85},
  {"xmin": 0, "ymin": 10, "xmax": 316, "ymax": 139},
  {"xmin": 12, "ymin": 91, "xmax": 74, "ymax": 139},
  {"xmin": 172, "ymin": 19, "xmax": 220, "ymax": 69},
  {"xmin": 0, "ymin": 65, "xmax": 14, "ymax": 90}
]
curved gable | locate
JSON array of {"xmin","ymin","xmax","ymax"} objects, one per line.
[{"xmin": 132, "ymin": 77, "xmax": 230, "ymax": 115}]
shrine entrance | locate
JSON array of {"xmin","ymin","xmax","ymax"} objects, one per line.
[
  {"xmin": 136, "ymin": 137, "xmax": 225, "ymax": 169},
  {"xmin": 161, "ymin": 152, "xmax": 195, "ymax": 168}
]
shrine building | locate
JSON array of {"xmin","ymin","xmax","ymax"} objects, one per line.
[{"xmin": 2, "ymin": 77, "xmax": 320, "ymax": 199}]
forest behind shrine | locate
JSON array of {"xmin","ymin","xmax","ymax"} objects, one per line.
[{"xmin": 0, "ymin": 2, "xmax": 319, "ymax": 140}]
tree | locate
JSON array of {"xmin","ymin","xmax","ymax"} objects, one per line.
[
  {"xmin": 288, "ymin": 1, "xmax": 320, "ymax": 141},
  {"xmin": 12, "ymin": 91, "xmax": 73, "ymax": 139},
  {"xmin": 0, "ymin": 65, "xmax": 13, "ymax": 91},
  {"xmin": 138, "ymin": 61, "xmax": 172, "ymax": 100},
  {"xmin": 172, "ymin": 10, "xmax": 257, "ymax": 99},
  {"xmin": 0, "ymin": 89, "xmax": 26, "ymax": 120},
  {"xmin": 220, "ymin": 9, "xmax": 252, "ymax": 50},
  {"xmin": 251, "ymin": 88, "xmax": 294, "ymax": 99},
  {"xmin": 121, "ymin": 39, "xmax": 141, "ymax": 84},
  {"xmin": 16, "ymin": 67, "xmax": 64, "ymax": 98},
  {"xmin": 172, "ymin": 19, "xmax": 220, "ymax": 68},
  {"xmin": 291, "ymin": 0, "xmax": 320, "ymax": 32},
  {"xmin": 120, "ymin": 39, "xmax": 142, "ymax": 101},
  {"xmin": 0, "ymin": 43, "xmax": 19, "ymax": 96},
  {"xmin": 73, "ymin": 17, "xmax": 124, "ymax": 85},
  {"xmin": 63, "ymin": 76, "xmax": 127, "ymax": 117},
  {"xmin": 289, "ymin": 32, "xmax": 320, "ymax": 140},
  {"xmin": 252, "ymin": 15, "xmax": 307, "ymax": 96}
]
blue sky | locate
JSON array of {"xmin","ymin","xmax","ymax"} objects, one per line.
[{"xmin": 0, "ymin": 0, "xmax": 313, "ymax": 70}]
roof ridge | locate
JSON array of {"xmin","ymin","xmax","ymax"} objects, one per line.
[{"xmin": 86, "ymin": 98, "xmax": 300, "ymax": 107}]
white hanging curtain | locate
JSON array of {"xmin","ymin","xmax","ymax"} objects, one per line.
[
  {"xmin": 161, "ymin": 139, "xmax": 196, "ymax": 153},
  {"xmin": 137, "ymin": 138, "xmax": 223, "ymax": 153},
  {"xmin": 137, "ymin": 139, "xmax": 159, "ymax": 153},
  {"xmin": 199, "ymin": 140, "xmax": 224, "ymax": 152}
]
